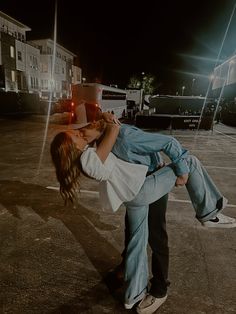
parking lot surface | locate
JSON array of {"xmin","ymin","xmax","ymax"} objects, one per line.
[{"xmin": 0, "ymin": 116, "xmax": 235, "ymax": 313}]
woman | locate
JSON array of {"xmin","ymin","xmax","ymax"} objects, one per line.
[{"xmin": 50, "ymin": 118, "xmax": 232, "ymax": 310}]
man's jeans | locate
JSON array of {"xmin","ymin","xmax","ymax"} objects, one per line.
[
  {"xmin": 123, "ymin": 155, "xmax": 227, "ymax": 304},
  {"xmin": 148, "ymin": 195, "xmax": 170, "ymax": 298}
]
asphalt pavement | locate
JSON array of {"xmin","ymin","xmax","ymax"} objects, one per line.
[{"xmin": 0, "ymin": 115, "xmax": 235, "ymax": 314}]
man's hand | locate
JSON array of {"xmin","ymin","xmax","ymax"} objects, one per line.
[
  {"xmin": 175, "ymin": 173, "xmax": 189, "ymax": 187},
  {"xmin": 102, "ymin": 112, "xmax": 121, "ymax": 125}
]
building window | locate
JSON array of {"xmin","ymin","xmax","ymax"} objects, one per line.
[
  {"xmin": 55, "ymin": 64, "xmax": 60, "ymax": 74},
  {"xmin": 17, "ymin": 51, "xmax": 22, "ymax": 61},
  {"xmin": 41, "ymin": 79, "xmax": 48, "ymax": 90},
  {"xmin": 10, "ymin": 46, "xmax": 15, "ymax": 58},
  {"xmin": 47, "ymin": 47, "xmax": 52, "ymax": 54},
  {"xmin": 11, "ymin": 70, "xmax": 16, "ymax": 82},
  {"xmin": 30, "ymin": 55, "xmax": 38, "ymax": 69},
  {"xmin": 42, "ymin": 63, "xmax": 48, "ymax": 73},
  {"xmin": 77, "ymin": 72, "xmax": 81, "ymax": 81}
]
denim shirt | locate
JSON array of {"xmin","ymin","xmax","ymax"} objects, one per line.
[{"xmin": 112, "ymin": 124, "xmax": 189, "ymax": 176}]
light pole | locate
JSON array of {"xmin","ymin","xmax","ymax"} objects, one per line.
[
  {"xmin": 191, "ymin": 78, "xmax": 196, "ymax": 95},
  {"xmin": 82, "ymin": 77, "xmax": 86, "ymax": 83},
  {"xmin": 141, "ymin": 72, "xmax": 145, "ymax": 109},
  {"xmin": 181, "ymin": 86, "xmax": 185, "ymax": 96}
]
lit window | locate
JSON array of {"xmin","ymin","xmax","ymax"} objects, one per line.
[
  {"xmin": 10, "ymin": 46, "xmax": 15, "ymax": 58},
  {"xmin": 42, "ymin": 63, "xmax": 48, "ymax": 73},
  {"xmin": 11, "ymin": 70, "xmax": 16, "ymax": 82}
]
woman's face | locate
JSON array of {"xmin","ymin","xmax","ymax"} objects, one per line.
[
  {"xmin": 79, "ymin": 120, "xmax": 105, "ymax": 143},
  {"xmin": 66, "ymin": 130, "xmax": 88, "ymax": 151},
  {"xmin": 67, "ymin": 121, "xmax": 104, "ymax": 150}
]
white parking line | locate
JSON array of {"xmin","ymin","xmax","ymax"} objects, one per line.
[
  {"xmin": 168, "ymin": 198, "xmax": 236, "ymax": 207},
  {"xmin": 47, "ymin": 186, "xmax": 99, "ymax": 196},
  {"xmin": 47, "ymin": 186, "xmax": 236, "ymax": 208},
  {"xmin": 214, "ymin": 129, "xmax": 236, "ymax": 140},
  {"xmin": 205, "ymin": 166, "xmax": 236, "ymax": 170},
  {"xmin": 190, "ymin": 150, "xmax": 230, "ymax": 153}
]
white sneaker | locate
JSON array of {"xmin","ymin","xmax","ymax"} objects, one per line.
[
  {"xmin": 124, "ymin": 291, "xmax": 146, "ymax": 310},
  {"xmin": 202, "ymin": 213, "xmax": 236, "ymax": 228},
  {"xmin": 136, "ymin": 294, "xmax": 167, "ymax": 314}
]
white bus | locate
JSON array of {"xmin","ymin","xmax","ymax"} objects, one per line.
[{"xmin": 72, "ymin": 83, "xmax": 127, "ymax": 124}]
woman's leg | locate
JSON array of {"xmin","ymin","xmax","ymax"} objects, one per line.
[
  {"xmin": 124, "ymin": 204, "xmax": 149, "ymax": 306},
  {"xmin": 128, "ymin": 155, "xmax": 227, "ymax": 222},
  {"xmin": 185, "ymin": 155, "xmax": 227, "ymax": 221}
]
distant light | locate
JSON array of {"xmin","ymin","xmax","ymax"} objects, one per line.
[{"xmin": 209, "ymin": 74, "xmax": 215, "ymax": 81}]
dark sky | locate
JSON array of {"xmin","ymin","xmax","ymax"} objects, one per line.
[{"xmin": 1, "ymin": 0, "xmax": 236, "ymax": 94}]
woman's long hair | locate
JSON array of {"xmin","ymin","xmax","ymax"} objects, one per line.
[{"xmin": 50, "ymin": 132, "xmax": 83, "ymax": 204}]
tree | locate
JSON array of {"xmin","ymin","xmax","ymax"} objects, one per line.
[
  {"xmin": 127, "ymin": 73, "xmax": 157, "ymax": 95},
  {"xmin": 127, "ymin": 76, "xmax": 142, "ymax": 89}
]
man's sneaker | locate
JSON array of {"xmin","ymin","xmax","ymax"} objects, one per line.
[
  {"xmin": 202, "ymin": 213, "xmax": 236, "ymax": 228},
  {"xmin": 136, "ymin": 294, "xmax": 167, "ymax": 314},
  {"xmin": 124, "ymin": 291, "xmax": 146, "ymax": 310}
]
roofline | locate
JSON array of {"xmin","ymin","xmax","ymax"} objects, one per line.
[
  {"xmin": 29, "ymin": 38, "xmax": 77, "ymax": 57},
  {"xmin": 151, "ymin": 95, "xmax": 206, "ymax": 99},
  {"xmin": 214, "ymin": 54, "xmax": 236, "ymax": 71},
  {"xmin": 79, "ymin": 83, "xmax": 127, "ymax": 93},
  {"xmin": 0, "ymin": 10, "xmax": 31, "ymax": 31}
]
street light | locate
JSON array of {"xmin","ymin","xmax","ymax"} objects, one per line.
[
  {"xmin": 191, "ymin": 78, "xmax": 196, "ymax": 95},
  {"xmin": 182, "ymin": 86, "xmax": 185, "ymax": 96},
  {"xmin": 82, "ymin": 77, "xmax": 86, "ymax": 83}
]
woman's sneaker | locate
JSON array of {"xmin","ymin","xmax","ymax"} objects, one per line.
[
  {"xmin": 136, "ymin": 294, "xmax": 167, "ymax": 314},
  {"xmin": 124, "ymin": 291, "xmax": 146, "ymax": 310},
  {"xmin": 202, "ymin": 213, "xmax": 236, "ymax": 228}
]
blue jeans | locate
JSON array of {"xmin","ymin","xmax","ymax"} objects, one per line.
[
  {"xmin": 122, "ymin": 195, "xmax": 169, "ymax": 298},
  {"xmin": 123, "ymin": 155, "xmax": 227, "ymax": 304}
]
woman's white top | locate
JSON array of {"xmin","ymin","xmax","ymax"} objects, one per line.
[{"xmin": 80, "ymin": 147, "xmax": 148, "ymax": 212}]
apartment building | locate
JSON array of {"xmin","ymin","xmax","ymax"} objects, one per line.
[{"xmin": 0, "ymin": 10, "xmax": 81, "ymax": 102}]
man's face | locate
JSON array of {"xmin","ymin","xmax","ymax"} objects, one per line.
[{"xmin": 80, "ymin": 120, "xmax": 105, "ymax": 143}]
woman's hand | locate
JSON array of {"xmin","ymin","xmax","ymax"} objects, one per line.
[{"xmin": 96, "ymin": 121, "xmax": 120, "ymax": 163}]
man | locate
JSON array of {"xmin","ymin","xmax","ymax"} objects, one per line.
[
  {"xmin": 73, "ymin": 114, "xmax": 170, "ymax": 312},
  {"xmin": 71, "ymin": 114, "xmax": 236, "ymax": 313},
  {"xmin": 111, "ymin": 126, "xmax": 170, "ymax": 313}
]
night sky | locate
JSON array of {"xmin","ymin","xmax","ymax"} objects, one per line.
[{"xmin": 1, "ymin": 0, "xmax": 236, "ymax": 94}]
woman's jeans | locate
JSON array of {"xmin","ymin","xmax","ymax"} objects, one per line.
[
  {"xmin": 122, "ymin": 194, "xmax": 170, "ymax": 298},
  {"xmin": 123, "ymin": 155, "xmax": 227, "ymax": 304}
]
